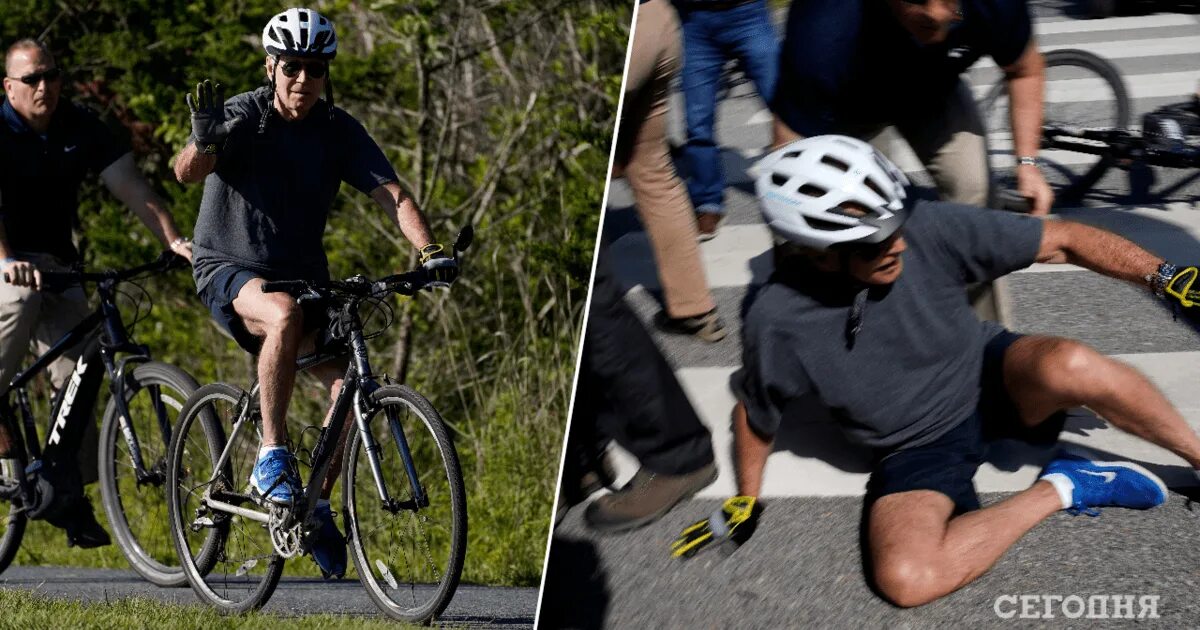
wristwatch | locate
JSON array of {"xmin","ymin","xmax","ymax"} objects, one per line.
[{"xmin": 1017, "ymin": 155, "xmax": 1039, "ymax": 167}]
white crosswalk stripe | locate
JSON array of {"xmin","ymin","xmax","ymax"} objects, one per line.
[{"xmin": 604, "ymin": 11, "xmax": 1200, "ymax": 497}]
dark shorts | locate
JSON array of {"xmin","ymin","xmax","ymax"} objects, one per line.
[
  {"xmin": 197, "ymin": 266, "xmax": 327, "ymax": 355},
  {"xmin": 865, "ymin": 330, "xmax": 1065, "ymax": 514}
]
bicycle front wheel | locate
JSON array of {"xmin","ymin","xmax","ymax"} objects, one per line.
[
  {"xmin": 981, "ymin": 48, "xmax": 1131, "ymax": 206},
  {"xmin": 167, "ymin": 383, "xmax": 284, "ymax": 613},
  {"xmin": 0, "ymin": 455, "xmax": 27, "ymax": 575},
  {"xmin": 344, "ymin": 385, "xmax": 466, "ymax": 623},
  {"xmin": 99, "ymin": 361, "xmax": 198, "ymax": 587}
]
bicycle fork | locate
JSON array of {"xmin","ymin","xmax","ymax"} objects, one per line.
[{"xmin": 353, "ymin": 384, "xmax": 428, "ymax": 513}]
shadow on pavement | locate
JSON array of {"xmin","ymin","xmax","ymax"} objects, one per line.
[{"xmin": 538, "ymin": 536, "xmax": 609, "ymax": 630}]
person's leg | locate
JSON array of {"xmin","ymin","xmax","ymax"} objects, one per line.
[
  {"xmin": 896, "ymin": 82, "xmax": 991, "ymax": 207},
  {"xmin": 1002, "ymin": 335, "xmax": 1200, "ymax": 468},
  {"xmin": 582, "ymin": 255, "xmax": 716, "ymax": 532},
  {"xmin": 0, "ymin": 279, "xmax": 43, "ymax": 456},
  {"xmin": 678, "ymin": 7, "xmax": 728, "ymax": 219},
  {"xmin": 724, "ymin": 0, "xmax": 780, "ymax": 107},
  {"xmin": 232, "ymin": 277, "xmax": 306, "ymax": 450},
  {"xmin": 869, "ymin": 484, "xmax": 1061, "ymax": 607},
  {"xmin": 304, "ymin": 354, "xmax": 351, "ymax": 579},
  {"xmin": 623, "ymin": 0, "xmax": 719, "ymax": 323}
]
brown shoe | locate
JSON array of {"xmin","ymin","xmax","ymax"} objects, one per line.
[
  {"xmin": 584, "ymin": 463, "xmax": 718, "ymax": 533},
  {"xmin": 696, "ymin": 212, "xmax": 721, "ymax": 242},
  {"xmin": 656, "ymin": 308, "xmax": 727, "ymax": 343}
]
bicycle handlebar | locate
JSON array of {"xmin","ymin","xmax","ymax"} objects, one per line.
[{"xmin": 37, "ymin": 251, "xmax": 189, "ymax": 291}]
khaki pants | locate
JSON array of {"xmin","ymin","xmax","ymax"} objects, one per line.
[
  {"xmin": 615, "ymin": 0, "xmax": 716, "ymax": 319},
  {"xmin": 844, "ymin": 82, "xmax": 990, "ymax": 207},
  {"xmin": 0, "ymin": 253, "xmax": 99, "ymax": 484}
]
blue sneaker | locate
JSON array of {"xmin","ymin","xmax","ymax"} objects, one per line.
[
  {"xmin": 249, "ymin": 448, "xmax": 302, "ymax": 505},
  {"xmin": 1039, "ymin": 451, "xmax": 1168, "ymax": 515},
  {"xmin": 310, "ymin": 503, "xmax": 347, "ymax": 579}
]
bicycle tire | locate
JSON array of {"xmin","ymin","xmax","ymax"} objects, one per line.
[
  {"xmin": 0, "ymin": 456, "xmax": 28, "ymax": 575},
  {"xmin": 343, "ymin": 385, "xmax": 466, "ymax": 623},
  {"xmin": 99, "ymin": 361, "xmax": 198, "ymax": 587},
  {"xmin": 167, "ymin": 382, "xmax": 284, "ymax": 613},
  {"xmin": 981, "ymin": 48, "xmax": 1131, "ymax": 205}
]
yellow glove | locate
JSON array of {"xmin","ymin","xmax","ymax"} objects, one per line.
[{"xmin": 670, "ymin": 496, "xmax": 761, "ymax": 559}]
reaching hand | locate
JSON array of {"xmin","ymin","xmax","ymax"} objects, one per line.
[
  {"xmin": 2, "ymin": 259, "xmax": 41, "ymax": 290},
  {"xmin": 186, "ymin": 80, "xmax": 244, "ymax": 154},
  {"xmin": 1165, "ymin": 265, "xmax": 1200, "ymax": 313},
  {"xmin": 1016, "ymin": 164, "xmax": 1054, "ymax": 216},
  {"xmin": 670, "ymin": 496, "xmax": 762, "ymax": 559},
  {"xmin": 419, "ymin": 244, "xmax": 459, "ymax": 288}
]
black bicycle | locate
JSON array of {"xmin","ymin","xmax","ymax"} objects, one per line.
[
  {"xmin": 167, "ymin": 229, "xmax": 471, "ymax": 622},
  {"xmin": 982, "ymin": 48, "xmax": 1200, "ymax": 206},
  {"xmin": 0, "ymin": 251, "xmax": 198, "ymax": 586}
]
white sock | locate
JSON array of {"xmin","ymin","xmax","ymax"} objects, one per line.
[
  {"xmin": 258, "ymin": 444, "xmax": 288, "ymax": 459},
  {"xmin": 1041, "ymin": 473, "xmax": 1075, "ymax": 510}
]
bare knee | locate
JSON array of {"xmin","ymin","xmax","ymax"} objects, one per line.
[
  {"xmin": 874, "ymin": 557, "xmax": 943, "ymax": 608},
  {"xmin": 258, "ymin": 299, "xmax": 304, "ymax": 341},
  {"xmin": 1033, "ymin": 339, "xmax": 1106, "ymax": 402}
]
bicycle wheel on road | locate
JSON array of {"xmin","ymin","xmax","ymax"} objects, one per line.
[
  {"xmin": 99, "ymin": 361, "xmax": 198, "ymax": 587},
  {"xmin": 344, "ymin": 385, "xmax": 466, "ymax": 623},
  {"xmin": 167, "ymin": 382, "xmax": 284, "ymax": 613},
  {"xmin": 981, "ymin": 48, "xmax": 1131, "ymax": 206},
  {"xmin": 0, "ymin": 456, "xmax": 27, "ymax": 575}
]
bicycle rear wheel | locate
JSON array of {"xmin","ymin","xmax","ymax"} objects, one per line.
[
  {"xmin": 344, "ymin": 385, "xmax": 466, "ymax": 623},
  {"xmin": 0, "ymin": 456, "xmax": 27, "ymax": 575},
  {"xmin": 167, "ymin": 383, "xmax": 283, "ymax": 613},
  {"xmin": 99, "ymin": 361, "xmax": 198, "ymax": 587},
  {"xmin": 981, "ymin": 48, "xmax": 1131, "ymax": 206}
]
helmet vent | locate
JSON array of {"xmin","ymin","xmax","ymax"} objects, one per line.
[
  {"xmin": 820, "ymin": 155, "xmax": 850, "ymax": 172},
  {"xmin": 863, "ymin": 177, "xmax": 886, "ymax": 200},
  {"xmin": 782, "ymin": 151, "xmax": 802, "ymax": 159},
  {"xmin": 807, "ymin": 216, "xmax": 847, "ymax": 231},
  {"xmin": 771, "ymin": 173, "xmax": 790, "ymax": 187},
  {"xmin": 798, "ymin": 184, "xmax": 826, "ymax": 198}
]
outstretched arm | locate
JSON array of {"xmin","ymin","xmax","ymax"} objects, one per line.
[
  {"xmin": 1003, "ymin": 40, "xmax": 1053, "ymax": 216},
  {"xmin": 1036, "ymin": 220, "xmax": 1161, "ymax": 287},
  {"xmin": 369, "ymin": 181, "xmax": 435, "ymax": 251},
  {"xmin": 101, "ymin": 153, "xmax": 192, "ymax": 261},
  {"xmin": 733, "ymin": 401, "xmax": 774, "ymax": 497}
]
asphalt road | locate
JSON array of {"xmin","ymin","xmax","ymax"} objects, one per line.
[
  {"xmin": 544, "ymin": 1, "xmax": 1200, "ymax": 628},
  {"xmin": 0, "ymin": 566, "xmax": 537, "ymax": 627}
]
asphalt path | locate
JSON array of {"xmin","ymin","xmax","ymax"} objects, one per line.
[
  {"xmin": 0, "ymin": 566, "xmax": 537, "ymax": 627},
  {"xmin": 544, "ymin": 1, "xmax": 1200, "ymax": 628}
]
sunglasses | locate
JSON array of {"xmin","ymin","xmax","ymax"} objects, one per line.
[
  {"xmin": 839, "ymin": 230, "xmax": 904, "ymax": 260},
  {"xmin": 9, "ymin": 67, "xmax": 62, "ymax": 86},
  {"xmin": 278, "ymin": 60, "xmax": 328, "ymax": 79}
]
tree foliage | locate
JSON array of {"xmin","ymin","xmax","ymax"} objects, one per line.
[{"xmin": 0, "ymin": 0, "xmax": 629, "ymax": 585}]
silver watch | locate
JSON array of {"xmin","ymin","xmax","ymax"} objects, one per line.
[{"xmin": 1017, "ymin": 155, "xmax": 1040, "ymax": 167}]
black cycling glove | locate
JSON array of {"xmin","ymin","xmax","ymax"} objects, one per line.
[
  {"xmin": 419, "ymin": 244, "xmax": 459, "ymax": 287},
  {"xmin": 187, "ymin": 79, "xmax": 243, "ymax": 154}
]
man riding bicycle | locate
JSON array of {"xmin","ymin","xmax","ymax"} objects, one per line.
[
  {"xmin": 772, "ymin": 0, "xmax": 1054, "ymax": 215},
  {"xmin": 172, "ymin": 8, "xmax": 457, "ymax": 579},
  {"xmin": 675, "ymin": 135, "xmax": 1200, "ymax": 607},
  {"xmin": 0, "ymin": 38, "xmax": 193, "ymax": 548}
]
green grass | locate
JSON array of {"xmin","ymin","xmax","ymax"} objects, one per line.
[{"xmin": 0, "ymin": 589, "xmax": 421, "ymax": 629}]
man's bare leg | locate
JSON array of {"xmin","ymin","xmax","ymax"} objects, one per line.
[
  {"xmin": 870, "ymin": 483, "xmax": 1062, "ymax": 607},
  {"xmin": 1004, "ymin": 336, "xmax": 1200, "ymax": 468},
  {"xmin": 232, "ymin": 277, "xmax": 305, "ymax": 447},
  {"xmin": 305, "ymin": 357, "xmax": 353, "ymax": 499}
]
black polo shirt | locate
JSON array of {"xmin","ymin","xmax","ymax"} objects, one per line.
[
  {"xmin": 772, "ymin": 0, "xmax": 1032, "ymax": 135},
  {"xmin": 0, "ymin": 98, "xmax": 127, "ymax": 262}
]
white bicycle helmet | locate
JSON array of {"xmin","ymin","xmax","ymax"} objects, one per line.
[
  {"xmin": 755, "ymin": 135, "xmax": 910, "ymax": 251},
  {"xmin": 262, "ymin": 8, "xmax": 337, "ymax": 59}
]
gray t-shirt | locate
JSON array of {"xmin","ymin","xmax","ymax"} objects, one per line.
[
  {"xmin": 192, "ymin": 87, "xmax": 398, "ymax": 290},
  {"xmin": 731, "ymin": 200, "xmax": 1043, "ymax": 452}
]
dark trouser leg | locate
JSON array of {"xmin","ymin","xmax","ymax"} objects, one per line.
[{"xmin": 580, "ymin": 254, "xmax": 714, "ymax": 475}]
